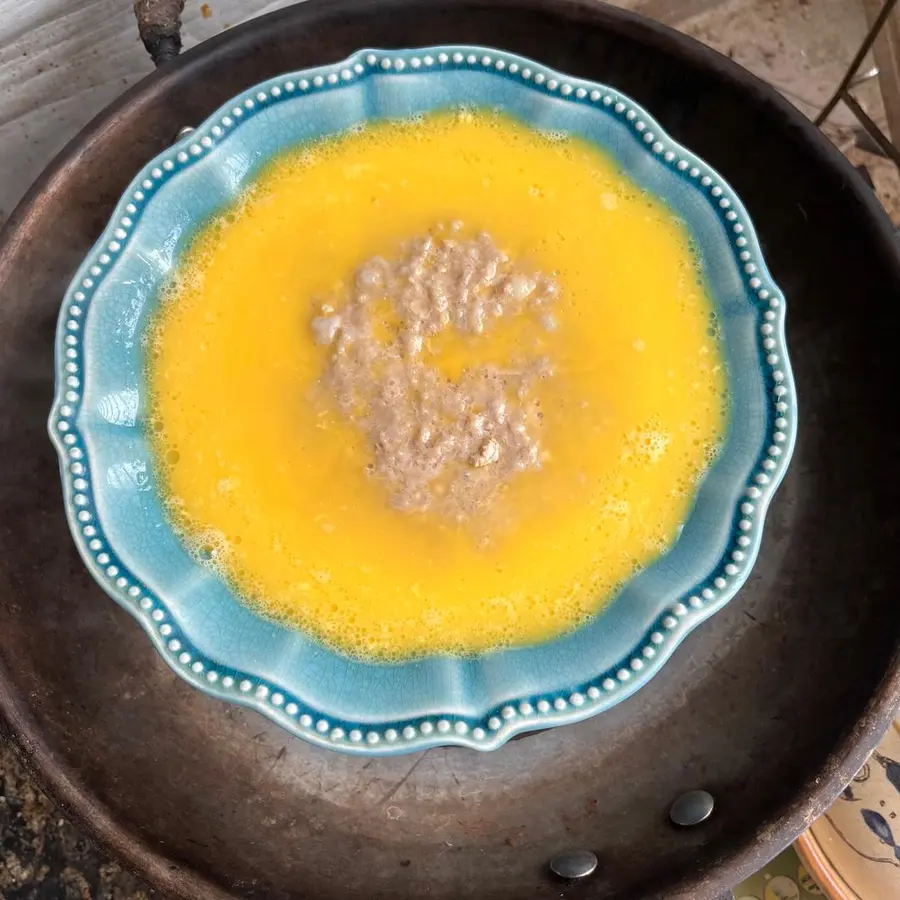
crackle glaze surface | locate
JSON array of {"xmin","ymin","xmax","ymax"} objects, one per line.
[{"xmin": 48, "ymin": 46, "xmax": 796, "ymax": 755}]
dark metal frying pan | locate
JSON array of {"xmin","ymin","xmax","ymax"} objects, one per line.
[{"xmin": 2, "ymin": 1, "xmax": 900, "ymax": 898}]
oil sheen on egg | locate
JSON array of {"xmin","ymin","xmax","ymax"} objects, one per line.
[{"xmin": 146, "ymin": 109, "xmax": 729, "ymax": 661}]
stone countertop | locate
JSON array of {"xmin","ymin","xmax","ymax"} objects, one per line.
[
  {"xmin": 2, "ymin": 0, "xmax": 898, "ymax": 898},
  {"xmin": 0, "ymin": 743, "xmax": 153, "ymax": 899}
]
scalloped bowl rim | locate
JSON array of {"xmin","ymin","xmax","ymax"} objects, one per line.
[{"xmin": 48, "ymin": 45, "xmax": 796, "ymax": 755}]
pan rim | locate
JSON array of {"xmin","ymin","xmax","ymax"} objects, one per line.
[{"xmin": 4, "ymin": 0, "xmax": 900, "ymax": 896}]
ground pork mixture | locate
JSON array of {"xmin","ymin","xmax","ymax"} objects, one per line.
[{"xmin": 311, "ymin": 223, "xmax": 558, "ymax": 521}]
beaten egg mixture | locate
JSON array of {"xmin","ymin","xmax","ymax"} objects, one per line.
[{"xmin": 147, "ymin": 110, "xmax": 727, "ymax": 661}]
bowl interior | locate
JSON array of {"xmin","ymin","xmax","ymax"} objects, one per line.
[{"xmin": 53, "ymin": 46, "xmax": 792, "ymax": 751}]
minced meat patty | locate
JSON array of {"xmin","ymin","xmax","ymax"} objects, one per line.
[{"xmin": 312, "ymin": 223, "xmax": 558, "ymax": 521}]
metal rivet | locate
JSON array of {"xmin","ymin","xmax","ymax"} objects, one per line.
[
  {"xmin": 175, "ymin": 125, "xmax": 195, "ymax": 141},
  {"xmin": 549, "ymin": 849, "xmax": 598, "ymax": 880},
  {"xmin": 670, "ymin": 790, "xmax": 715, "ymax": 826}
]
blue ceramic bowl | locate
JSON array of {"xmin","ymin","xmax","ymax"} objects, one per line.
[{"xmin": 48, "ymin": 46, "xmax": 796, "ymax": 755}]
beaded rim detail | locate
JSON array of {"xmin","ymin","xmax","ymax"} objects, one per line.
[{"xmin": 48, "ymin": 46, "xmax": 796, "ymax": 755}]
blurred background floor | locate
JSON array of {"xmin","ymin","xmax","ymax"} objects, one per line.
[{"xmin": 1, "ymin": 0, "xmax": 897, "ymax": 897}]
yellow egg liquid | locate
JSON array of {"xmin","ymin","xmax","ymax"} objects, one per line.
[{"xmin": 147, "ymin": 110, "xmax": 728, "ymax": 661}]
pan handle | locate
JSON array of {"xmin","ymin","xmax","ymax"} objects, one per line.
[{"xmin": 134, "ymin": 0, "xmax": 185, "ymax": 67}]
